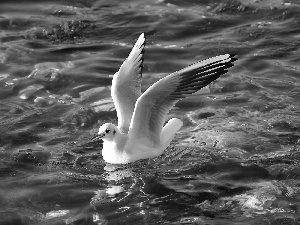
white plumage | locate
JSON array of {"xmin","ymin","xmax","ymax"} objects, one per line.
[{"xmin": 91, "ymin": 33, "xmax": 237, "ymax": 164}]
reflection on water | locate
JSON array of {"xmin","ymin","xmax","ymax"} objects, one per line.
[{"xmin": 1, "ymin": 0, "xmax": 300, "ymax": 224}]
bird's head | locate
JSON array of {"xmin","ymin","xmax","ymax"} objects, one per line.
[{"xmin": 91, "ymin": 123, "xmax": 118, "ymax": 142}]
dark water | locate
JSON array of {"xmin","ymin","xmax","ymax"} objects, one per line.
[{"xmin": 1, "ymin": 0, "xmax": 300, "ymax": 224}]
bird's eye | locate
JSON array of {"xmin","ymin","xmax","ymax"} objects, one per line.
[{"xmin": 105, "ymin": 129, "xmax": 110, "ymax": 133}]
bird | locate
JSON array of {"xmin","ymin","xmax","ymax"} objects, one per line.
[{"xmin": 91, "ymin": 33, "xmax": 237, "ymax": 164}]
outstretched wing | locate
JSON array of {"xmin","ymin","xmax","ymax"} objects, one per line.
[
  {"xmin": 111, "ymin": 33, "xmax": 145, "ymax": 133},
  {"xmin": 128, "ymin": 54, "xmax": 237, "ymax": 146}
]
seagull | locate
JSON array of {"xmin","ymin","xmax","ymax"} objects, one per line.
[{"xmin": 91, "ymin": 33, "xmax": 237, "ymax": 164}]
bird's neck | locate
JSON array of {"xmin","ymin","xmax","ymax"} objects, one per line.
[
  {"xmin": 102, "ymin": 133, "xmax": 128, "ymax": 164},
  {"xmin": 103, "ymin": 133, "xmax": 127, "ymax": 152}
]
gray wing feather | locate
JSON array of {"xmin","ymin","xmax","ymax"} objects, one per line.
[
  {"xmin": 112, "ymin": 33, "xmax": 145, "ymax": 133},
  {"xmin": 129, "ymin": 54, "xmax": 237, "ymax": 145}
]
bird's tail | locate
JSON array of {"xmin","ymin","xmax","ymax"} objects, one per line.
[{"xmin": 160, "ymin": 118, "xmax": 183, "ymax": 148}]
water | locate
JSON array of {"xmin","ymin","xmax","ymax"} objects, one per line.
[{"xmin": 0, "ymin": 0, "xmax": 300, "ymax": 224}]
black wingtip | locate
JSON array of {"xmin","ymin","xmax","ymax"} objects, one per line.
[
  {"xmin": 139, "ymin": 34, "xmax": 146, "ymax": 77},
  {"xmin": 229, "ymin": 54, "xmax": 238, "ymax": 63},
  {"xmin": 174, "ymin": 53, "xmax": 238, "ymax": 93}
]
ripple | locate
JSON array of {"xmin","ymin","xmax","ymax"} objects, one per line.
[{"xmin": 1, "ymin": 0, "xmax": 300, "ymax": 224}]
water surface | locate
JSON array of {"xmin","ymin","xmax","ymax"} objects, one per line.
[{"xmin": 1, "ymin": 0, "xmax": 300, "ymax": 224}]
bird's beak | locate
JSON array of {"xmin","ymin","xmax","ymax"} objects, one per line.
[{"xmin": 91, "ymin": 133, "xmax": 104, "ymax": 142}]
